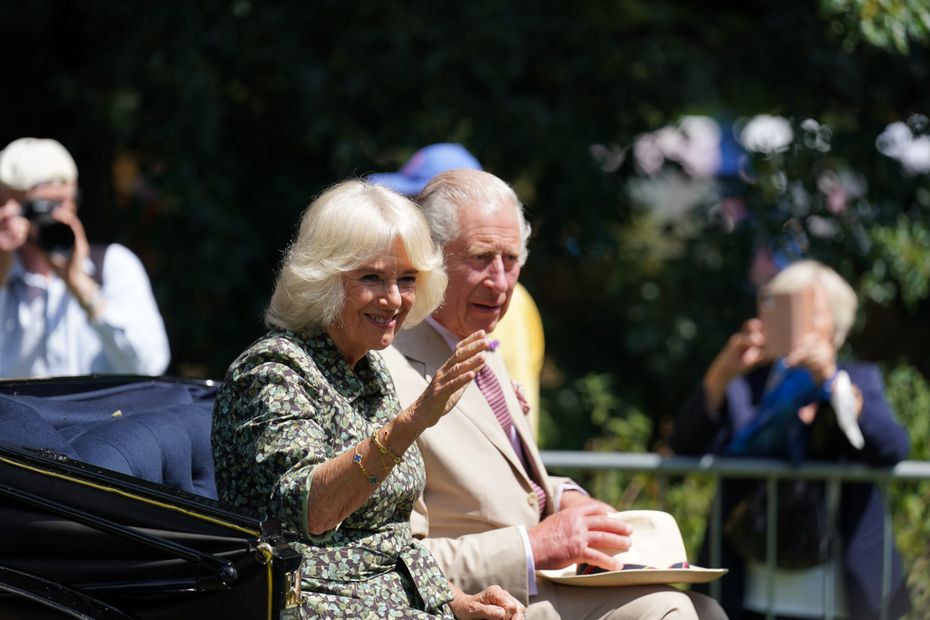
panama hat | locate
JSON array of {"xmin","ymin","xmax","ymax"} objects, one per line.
[{"xmin": 537, "ymin": 510, "xmax": 727, "ymax": 587}]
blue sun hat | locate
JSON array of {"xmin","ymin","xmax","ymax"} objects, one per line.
[{"xmin": 368, "ymin": 143, "xmax": 482, "ymax": 196}]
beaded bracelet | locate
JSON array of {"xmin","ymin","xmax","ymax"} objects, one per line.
[
  {"xmin": 353, "ymin": 442, "xmax": 379, "ymax": 484},
  {"xmin": 371, "ymin": 430, "xmax": 403, "ymax": 466}
]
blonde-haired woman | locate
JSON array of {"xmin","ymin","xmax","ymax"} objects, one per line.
[
  {"xmin": 213, "ymin": 180, "xmax": 524, "ymax": 619},
  {"xmin": 671, "ymin": 260, "xmax": 911, "ymax": 619}
]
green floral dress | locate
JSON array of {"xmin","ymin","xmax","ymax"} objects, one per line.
[{"xmin": 212, "ymin": 328, "xmax": 454, "ymax": 619}]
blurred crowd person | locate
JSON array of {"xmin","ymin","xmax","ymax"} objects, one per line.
[
  {"xmin": 383, "ymin": 168, "xmax": 727, "ymax": 619},
  {"xmin": 370, "ymin": 142, "xmax": 546, "ymax": 436},
  {"xmin": 671, "ymin": 260, "xmax": 911, "ymax": 620},
  {"xmin": 212, "ymin": 180, "xmax": 525, "ymax": 618},
  {"xmin": 0, "ymin": 137, "xmax": 169, "ymax": 378}
]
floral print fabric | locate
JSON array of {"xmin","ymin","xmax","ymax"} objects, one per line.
[{"xmin": 212, "ymin": 328, "xmax": 453, "ymax": 618}]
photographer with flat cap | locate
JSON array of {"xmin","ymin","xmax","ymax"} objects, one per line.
[{"xmin": 0, "ymin": 137, "xmax": 169, "ymax": 377}]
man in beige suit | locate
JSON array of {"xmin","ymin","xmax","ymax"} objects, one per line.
[{"xmin": 381, "ymin": 169, "xmax": 727, "ymax": 619}]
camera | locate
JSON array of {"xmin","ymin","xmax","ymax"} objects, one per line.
[{"xmin": 20, "ymin": 198, "xmax": 75, "ymax": 254}]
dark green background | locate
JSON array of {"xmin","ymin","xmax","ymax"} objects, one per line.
[
  {"xmin": 2, "ymin": 0, "xmax": 929, "ymax": 446},
  {"xmin": 4, "ymin": 2, "xmax": 930, "ymax": 612}
]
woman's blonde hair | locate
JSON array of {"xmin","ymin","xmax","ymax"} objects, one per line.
[
  {"xmin": 766, "ymin": 259, "xmax": 858, "ymax": 348},
  {"xmin": 265, "ymin": 180, "xmax": 447, "ymax": 332}
]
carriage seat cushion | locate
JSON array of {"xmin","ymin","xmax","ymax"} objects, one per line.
[{"xmin": 0, "ymin": 381, "xmax": 218, "ymax": 499}]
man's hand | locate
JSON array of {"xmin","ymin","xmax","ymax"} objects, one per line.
[
  {"xmin": 46, "ymin": 206, "xmax": 90, "ymax": 286},
  {"xmin": 0, "ymin": 200, "xmax": 29, "ymax": 254},
  {"xmin": 42, "ymin": 207, "xmax": 106, "ymax": 320},
  {"xmin": 0, "ymin": 200, "xmax": 29, "ymax": 285},
  {"xmin": 528, "ymin": 499, "xmax": 631, "ymax": 571}
]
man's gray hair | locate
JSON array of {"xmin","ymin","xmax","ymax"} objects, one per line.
[{"xmin": 416, "ymin": 169, "xmax": 531, "ymax": 265}]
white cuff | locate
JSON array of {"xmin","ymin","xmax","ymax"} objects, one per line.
[
  {"xmin": 517, "ymin": 525, "xmax": 538, "ymax": 596},
  {"xmin": 555, "ymin": 481, "xmax": 589, "ymax": 510}
]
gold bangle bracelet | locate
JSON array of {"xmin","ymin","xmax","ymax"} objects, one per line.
[
  {"xmin": 371, "ymin": 430, "xmax": 403, "ymax": 466},
  {"xmin": 353, "ymin": 442, "xmax": 379, "ymax": 484}
]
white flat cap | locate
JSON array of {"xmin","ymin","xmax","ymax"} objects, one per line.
[{"xmin": 0, "ymin": 137, "xmax": 78, "ymax": 191}]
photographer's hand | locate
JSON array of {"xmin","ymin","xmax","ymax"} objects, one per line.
[
  {"xmin": 0, "ymin": 200, "xmax": 30, "ymax": 285},
  {"xmin": 47, "ymin": 208, "xmax": 105, "ymax": 320},
  {"xmin": 0, "ymin": 200, "xmax": 29, "ymax": 253}
]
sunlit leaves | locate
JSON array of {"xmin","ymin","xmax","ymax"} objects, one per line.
[{"xmin": 821, "ymin": 0, "xmax": 930, "ymax": 53}]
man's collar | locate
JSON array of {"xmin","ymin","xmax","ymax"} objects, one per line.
[{"xmin": 425, "ymin": 316, "xmax": 460, "ymax": 350}]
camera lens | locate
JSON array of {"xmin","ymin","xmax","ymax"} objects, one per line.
[
  {"xmin": 37, "ymin": 222, "xmax": 76, "ymax": 254},
  {"xmin": 21, "ymin": 199, "xmax": 75, "ymax": 254}
]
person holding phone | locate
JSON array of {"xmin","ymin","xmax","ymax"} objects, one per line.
[{"xmin": 670, "ymin": 260, "xmax": 911, "ymax": 620}]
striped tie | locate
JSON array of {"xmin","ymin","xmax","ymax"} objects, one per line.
[{"xmin": 474, "ymin": 365, "xmax": 547, "ymax": 516}]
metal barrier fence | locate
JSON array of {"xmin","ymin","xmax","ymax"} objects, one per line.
[{"xmin": 540, "ymin": 451, "xmax": 930, "ymax": 620}]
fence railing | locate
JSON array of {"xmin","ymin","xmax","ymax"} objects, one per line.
[{"xmin": 540, "ymin": 451, "xmax": 930, "ymax": 620}]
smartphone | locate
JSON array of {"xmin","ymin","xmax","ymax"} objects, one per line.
[{"xmin": 758, "ymin": 285, "xmax": 816, "ymax": 359}]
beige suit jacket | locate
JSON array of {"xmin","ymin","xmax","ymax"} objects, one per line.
[{"xmin": 382, "ymin": 321, "xmax": 569, "ymax": 603}]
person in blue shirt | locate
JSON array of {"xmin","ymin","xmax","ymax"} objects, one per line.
[{"xmin": 0, "ymin": 137, "xmax": 169, "ymax": 377}]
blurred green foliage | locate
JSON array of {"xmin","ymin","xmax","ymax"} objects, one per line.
[
  {"xmin": 543, "ymin": 373, "xmax": 716, "ymax": 557},
  {"xmin": 820, "ymin": 0, "xmax": 930, "ymax": 53},
  {"xmin": 885, "ymin": 364, "xmax": 930, "ymax": 616},
  {"xmin": 2, "ymin": 0, "xmax": 930, "ymax": 614},
  {"xmin": 1, "ymin": 0, "xmax": 927, "ymax": 386},
  {"xmin": 865, "ymin": 217, "xmax": 930, "ymax": 310}
]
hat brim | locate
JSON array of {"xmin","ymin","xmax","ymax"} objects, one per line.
[
  {"xmin": 537, "ymin": 566, "xmax": 728, "ymax": 587},
  {"xmin": 366, "ymin": 172, "xmax": 427, "ymax": 197}
]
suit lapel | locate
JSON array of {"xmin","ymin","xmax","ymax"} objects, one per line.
[
  {"xmin": 395, "ymin": 323, "xmax": 534, "ymax": 484},
  {"xmin": 392, "ymin": 324, "xmax": 446, "ymax": 382}
]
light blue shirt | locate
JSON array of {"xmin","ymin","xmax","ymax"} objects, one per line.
[{"xmin": 0, "ymin": 243, "xmax": 170, "ymax": 378}]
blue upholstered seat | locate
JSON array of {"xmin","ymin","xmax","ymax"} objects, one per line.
[{"xmin": 0, "ymin": 381, "xmax": 218, "ymax": 499}]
